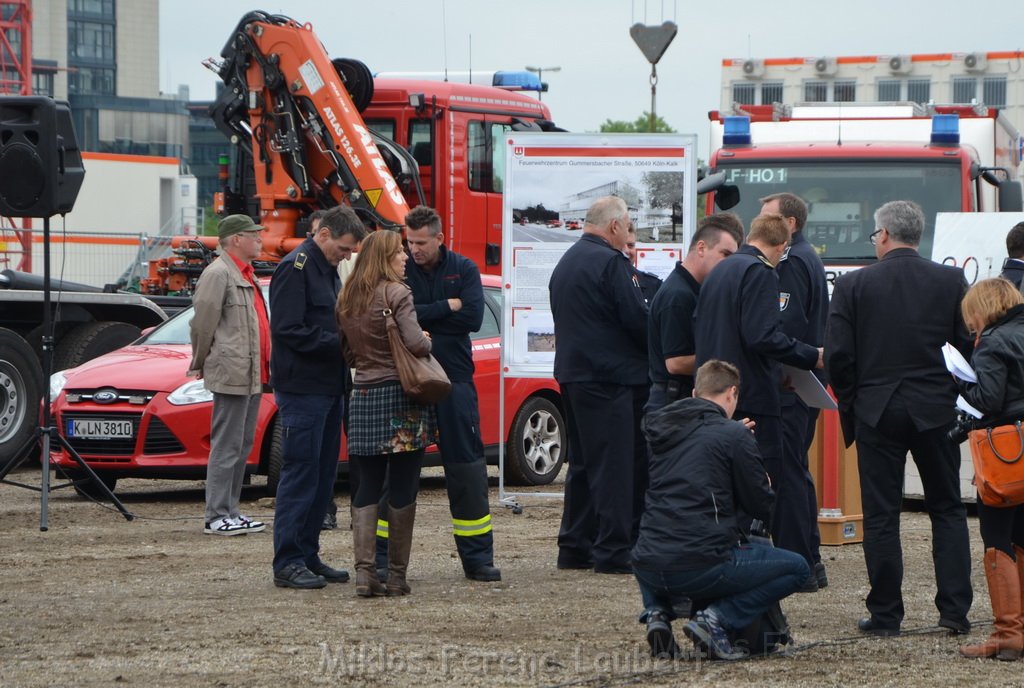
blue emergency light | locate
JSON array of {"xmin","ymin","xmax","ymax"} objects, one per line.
[
  {"xmin": 723, "ymin": 116, "xmax": 752, "ymax": 145},
  {"xmin": 931, "ymin": 114, "xmax": 960, "ymax": 144},
  {"xmin": 493, "ymin": 71, "xmax": 543, "ymax": 92}
]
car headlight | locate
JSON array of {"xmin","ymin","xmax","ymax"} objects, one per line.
[
  {"xmin": 49, "ymin": 371, "xmax": 68, "ymax": 399},
  {"xmin": 167, "ymin": 378, "xmax": 214, "ymax": 406}
]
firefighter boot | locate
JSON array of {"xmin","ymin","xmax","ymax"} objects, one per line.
[
  {"xmin": 386, "ymin": 502, "xmax": 416, "ymax": 596},
  {"xmin": 959, "ymin": 548, "xmax": 1023, "ymax": 660},
  {"xmin": 352, "ymin": 505, "xmax": 386, "ymax": 598},
  {"xmin": 445, "ymin": 461, "xmax": 501, "ymax": 581}
]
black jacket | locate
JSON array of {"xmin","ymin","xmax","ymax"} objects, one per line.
[
  {"xmin": 826, "ymin": 247, "xmax": 972, "ymax": 445},
  {"xmin": 631, "ymin": 397, "xmax": 774, "ymax": 571},
  {"xmin": 647, "ymin": 262, "xmax": 699, "ymax": 393},
  {"xmin": 549, "ymin": 233, "xmax": 649, "ymax": 385},
  {"xmin": 269, "ymin": 237, "xmax": 346, "ymax": 395},
  {"xmin": 404, "ymin": 245, "xmax": 483, "ymax": 382},
  {"xmin": 959, "ymin": 305, "xmax": 1024, "ymax": 424},
  {"xmin": 1000, "ymin": 259, "xmax": 1024, "ymax": 290},
  {"xmin": 694, "ymin": 245, "xmax": 819, "ymax": 417}
]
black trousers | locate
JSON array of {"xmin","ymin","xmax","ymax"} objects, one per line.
[
  {"xmin": 558, "ymin": 381, "xmax": 647, "ymax": 569},
  {"xmin": 855, "ymin": 396, "xmax": 972, "ymax": 627},
  {"xmin": 977, "ymin": 500, "xmax": 1024, "ymax": 558},
  {"xmin": 770, "ymin": 399, "xmax": 822, "ymax": 568}
]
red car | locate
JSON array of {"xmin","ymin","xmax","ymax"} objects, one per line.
[
  {"xmin": 49, "ymin": 275, "xmax": 565, "ymax": 494},
  {"xmin": 545, "ymin": 219, "xmax": 562, "ymax": 228}
]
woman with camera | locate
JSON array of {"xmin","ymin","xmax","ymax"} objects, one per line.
[
  {"xmin": 336, "ymin": 230, "xmax": 437, "ymax": 598},
  {"xmin": 957, "ymin": 278, "xmax": 1024, "ymax": 660}
]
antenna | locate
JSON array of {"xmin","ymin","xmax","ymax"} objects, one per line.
[
  {"xmin": 469, "ymin": 34, "xmax": 472, "ymax": 84},
  {"xmin": 442, "ymin": 0, "xmax": 449, "ymax": 82}
]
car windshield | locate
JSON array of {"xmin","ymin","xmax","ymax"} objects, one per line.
[
  {"xmin": 713, "ymin": 160, "xmax": 963, "ymax": 262},
  {"xmin": 141, "ymin": 285, "xmax": 269, "ymax": 346}
]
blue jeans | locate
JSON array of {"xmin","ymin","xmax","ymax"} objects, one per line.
[
  {"xmin": 634, "ymin": 542, "xmax": 808, "ymax": 631},
  {"xmin": 272, "ymin": 391, "xmax": 343, "ymax": 574}
]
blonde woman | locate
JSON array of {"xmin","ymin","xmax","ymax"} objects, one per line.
[
  {"xmin": 958, "ymin": 278, "xmax": 1024, "ymax": 660},
  {"xmin": 336, "ymin": 230, "xmax": 436, "ymax": 597}
]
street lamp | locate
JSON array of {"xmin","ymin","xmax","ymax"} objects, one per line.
[{"xmin": 525, "ymin": 65, "xmax": 561, "ymax": 100}]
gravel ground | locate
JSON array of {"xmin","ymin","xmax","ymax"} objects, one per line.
[{"xmin": 0, "ymin": 465, "xmax": 1019, "ymax": 687}]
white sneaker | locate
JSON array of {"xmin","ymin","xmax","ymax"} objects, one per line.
[
  {"xmin": 235, "ymin": 514, "xmax": 266, "ymax": 533},
  {"xmin": 204, "ymin": 516, "xmax": 248, "ymax": 536}
]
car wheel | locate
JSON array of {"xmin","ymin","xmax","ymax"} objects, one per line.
[
  {"xmin": 65, "ymin": 470, "xmax": 118, "ymax": 499},
  {"xmin": 504, "ymin": 396, "xmax": 565, "ymax": 486},
  {"xmin": 0, "ymin": 328, "xmax": 43, "ymax": 469},
  {"xmin": 54, "ymin": 321, "xmax": 142, "ymax": 372},
  {"xmin": 264, "ymin": 415, "xmax": 283, "ymax": 497}
]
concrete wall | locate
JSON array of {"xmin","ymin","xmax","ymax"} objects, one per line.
[
  {"xmin": 31, "ymin": 0, "xmax": 69, "ymax": 99},
  {"xmin": 116, "ymin": 0, "xmax": 160, "ymax": 98}
]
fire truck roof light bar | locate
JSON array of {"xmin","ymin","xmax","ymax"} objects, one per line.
[
  {"xmin": 723, "ymin": 116, "xmax": 752, "ymax": 146},
  {"xmin": 931, "ymin": 114, "xmax": 960, "ymax": 145}
]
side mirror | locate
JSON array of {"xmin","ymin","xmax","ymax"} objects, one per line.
[{"xmin": 999, "ymin": 180, "xmax": 1024, "ymax": 212}]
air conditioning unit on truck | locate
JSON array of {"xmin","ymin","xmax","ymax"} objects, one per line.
[
  {"xmin": 137, "ymin": 11, "xmax": 562, "ymax": 296},
  {"xmin": 704, "ymin": 102, "xmax": 1023, "ymax": 270}
]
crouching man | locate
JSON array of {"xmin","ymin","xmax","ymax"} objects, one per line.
[{"xmin": 631, "ymin": 360, "xmax": 809, "ymax": 660}]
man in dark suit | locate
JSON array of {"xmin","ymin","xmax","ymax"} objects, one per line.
[
  {"xmin": 1000, "ymin": 221, "xmax": 1024, "ymax": 289},
  {"xmin": 694, "ymin": 213, "xmax": 822, "ymax": 475},
  {"xmin": 549, "ymin": 196, "xmax": 649, "ymax": 574},
  {"xmin": 826, "ymin": 199, "xmax": 974, "ymax": 637}
]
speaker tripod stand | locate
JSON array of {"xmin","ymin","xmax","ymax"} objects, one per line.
[{"xmin": 0, "ymin": 216, "xmax": 134, "ymax": 530}]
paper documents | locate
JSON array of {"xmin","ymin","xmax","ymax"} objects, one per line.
[
  {"xmin": 781, "ymin": 365, "xmax": 837, "ymax": 410},
  {"xmin": 942, "ymin": 342, "xmax": 976, "ymax": 383}
]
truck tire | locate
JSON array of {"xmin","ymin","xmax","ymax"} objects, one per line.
[
  {"xmin": 24, "ymin": 323, "xmax": 75, "ymax": 365},
  {"xmin": 0, "ymin": 328, "xmax": 42, "ymax": 468},
  {"xmin": 54, "ymin": 321, "xmax": 142, "ymax": 372},
  {"xmin": 503, "ymin": 396, "xmax": 566, "ymax": 486},
  {"xmin": 263, "ymin": 415, "xmax": 283, "ymax": 497}
]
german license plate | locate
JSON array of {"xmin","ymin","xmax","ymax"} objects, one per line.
[{"xmin": 67, "ymin": 418, "xmax": 133, "ymax": 440}]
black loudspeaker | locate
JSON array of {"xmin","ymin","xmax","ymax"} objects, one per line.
[{"xmin": 0, "ymin": 96, "xmax": 85, "ymax": 218}]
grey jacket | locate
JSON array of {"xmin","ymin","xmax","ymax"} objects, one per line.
[{"xmin": 188, "ymin": 255, "xmax": 264, "ymax": 395}]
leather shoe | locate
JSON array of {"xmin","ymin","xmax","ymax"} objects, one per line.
[
  {"xmin": 465, "ymin": 564, "xmax": 502, "ymax": 582},
  {"xmin": 309, "ymin": 561, "xmax": 350, "ymax": 583},
  {"xmin": 857, "ymin": 617, "xmax": 900, "ymax": 637},
  {"xmin": 274, "ymin": 563, "xmax": 327, "ymax": 589},
  {"xmin": 814, "ymin": 561, "xmax": 828, "ymax": 588},
  {"xmin": 556, "ymin": 550, "xmax": 593, "ymax": 570},
  {"xmin": 938, "ymin": 617, "xmax": 971, "ymax": 635},
  {"xmin": 798, "ymin": 572, "xmax": 819, "ymax": 593}
]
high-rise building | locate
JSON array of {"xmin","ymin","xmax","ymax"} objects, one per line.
[{"xmin": 31, "ymin": 0, "xmax": 188, "ymax": 157}]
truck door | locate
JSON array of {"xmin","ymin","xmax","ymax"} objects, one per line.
[{"xmin": 464, "ymin": 118, "xmax": 510, "ymax": 273}]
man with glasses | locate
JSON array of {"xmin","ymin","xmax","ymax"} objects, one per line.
[
  {"xmin": 827, "ymin": 200, "xmax": 974, "ymax": 637},
  {"xmin": 189, "ymin": 214, "xmax": 271, "ymax": 536}
]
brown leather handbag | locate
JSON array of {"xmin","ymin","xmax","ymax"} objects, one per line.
[
  {"xmin": 969, "ymin": 422, "xmax": 1024, "ymax": 507},
  {"xmin": 381, "ymin": 299, "xmax": 451, "ymax": 405}
]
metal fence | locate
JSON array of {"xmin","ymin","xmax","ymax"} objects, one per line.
[{"xmin": 0, "ymin": 227, "xmax": 147, "ymax": 288}]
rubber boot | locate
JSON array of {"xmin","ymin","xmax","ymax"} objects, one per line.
[
  {"xmin": 960, "ymin": 548, "xmax": 1023, "ymax": 660},
  {"xmin": 351, "ymin": 505, "xmax": 386, "ymax": 598},
  {"xmin": 386, "ymin": 502, "xmax": 416, "ymax": 596}
]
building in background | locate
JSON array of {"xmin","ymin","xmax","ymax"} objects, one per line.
[{"xmin": 720, "ymin": 51, "xmax": 1024, "ymax": 135}]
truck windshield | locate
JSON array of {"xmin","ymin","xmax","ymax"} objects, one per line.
[{"xmin": 713, "ymin": 161, "xmax": 962, "ymax": 262}]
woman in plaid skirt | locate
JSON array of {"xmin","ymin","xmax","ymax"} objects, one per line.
[{"xmin": 336, "ymin": 230, "xmax": 437, "ymax": 597}]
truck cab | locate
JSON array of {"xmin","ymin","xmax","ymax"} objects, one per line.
[{"xmin": 706, "ymin": 103, "xmax": 1023, "ymax": 266}]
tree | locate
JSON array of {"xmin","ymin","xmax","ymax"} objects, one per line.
[{"xmin": 599, "ymin": 112, "xmax": 676, "ymax": 133}]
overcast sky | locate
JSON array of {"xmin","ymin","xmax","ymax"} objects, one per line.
[{"xmin": 159, "ymin": 0, "xmax": 1022, "ymax": 160}]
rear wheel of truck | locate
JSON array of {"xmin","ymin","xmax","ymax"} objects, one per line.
[
  {"xmin": 53, "ymin": 321, "xmax": 142, "ymax": 372},
  {"xmin": 0, "ymin": 328, "xmax": 42, "ymax": 469}
]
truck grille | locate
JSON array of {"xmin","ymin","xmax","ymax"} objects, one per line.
[
  {"xmin": 143, "ymin": 417, "xmax": 185, "ymax": 455},
  {"xmin": 61, "ymin": 412, "xmax": 142, "ymax": 456}
]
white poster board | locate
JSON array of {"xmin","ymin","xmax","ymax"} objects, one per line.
[
  {"xmin": 497, "ymin": 132, "xmax": 696, "ymax": 507},
  {"xmin": 932, "ymin": 212, "xmax": 1024, "ymax": 283}
]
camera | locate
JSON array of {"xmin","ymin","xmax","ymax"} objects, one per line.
[{"xmin": 947, "ymin": 413, "xmax": 979, "ymax": 445}]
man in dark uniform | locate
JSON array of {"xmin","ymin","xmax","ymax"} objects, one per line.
[
  {"xmin": 760, "ymin": 193, "xmax": 829, "ymax": 592},
  {"xmin": 1000, "ymin": 221, "xmax": 1024, "ymax": 289},
  {"xmin": 269, "ymin": 206, "xmax": 362, "ymax": 589},
  {"xmin": 625, "ymin": 223, "xmax": 663, "ymax": 305},
  {"xmin": 646, "ymin": 216, "xmax": 740, "ymax": 413},
  {"xmin": 549, "ymin": 196, "xmax": 649, "ymax": 574},
  {"xmin": 404, "ymin": 205, "xmax": 501, "ymax": 582},
  {"xmin": 694, "ymin": 213, "xmax": 822, "ymax": 496},
  {"xmin": 827, "ymin": 199, "xmax": 973, "ymax": 637}
]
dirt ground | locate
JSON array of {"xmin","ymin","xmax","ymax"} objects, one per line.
[{"xmin": 1, "ymin": 465, "xmax": 1021, "ymax": 687}]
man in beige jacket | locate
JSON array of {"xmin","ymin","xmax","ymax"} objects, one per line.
[{"xmin": 189, "ymin": 214, "xmax": 271, "ymax": 535}]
